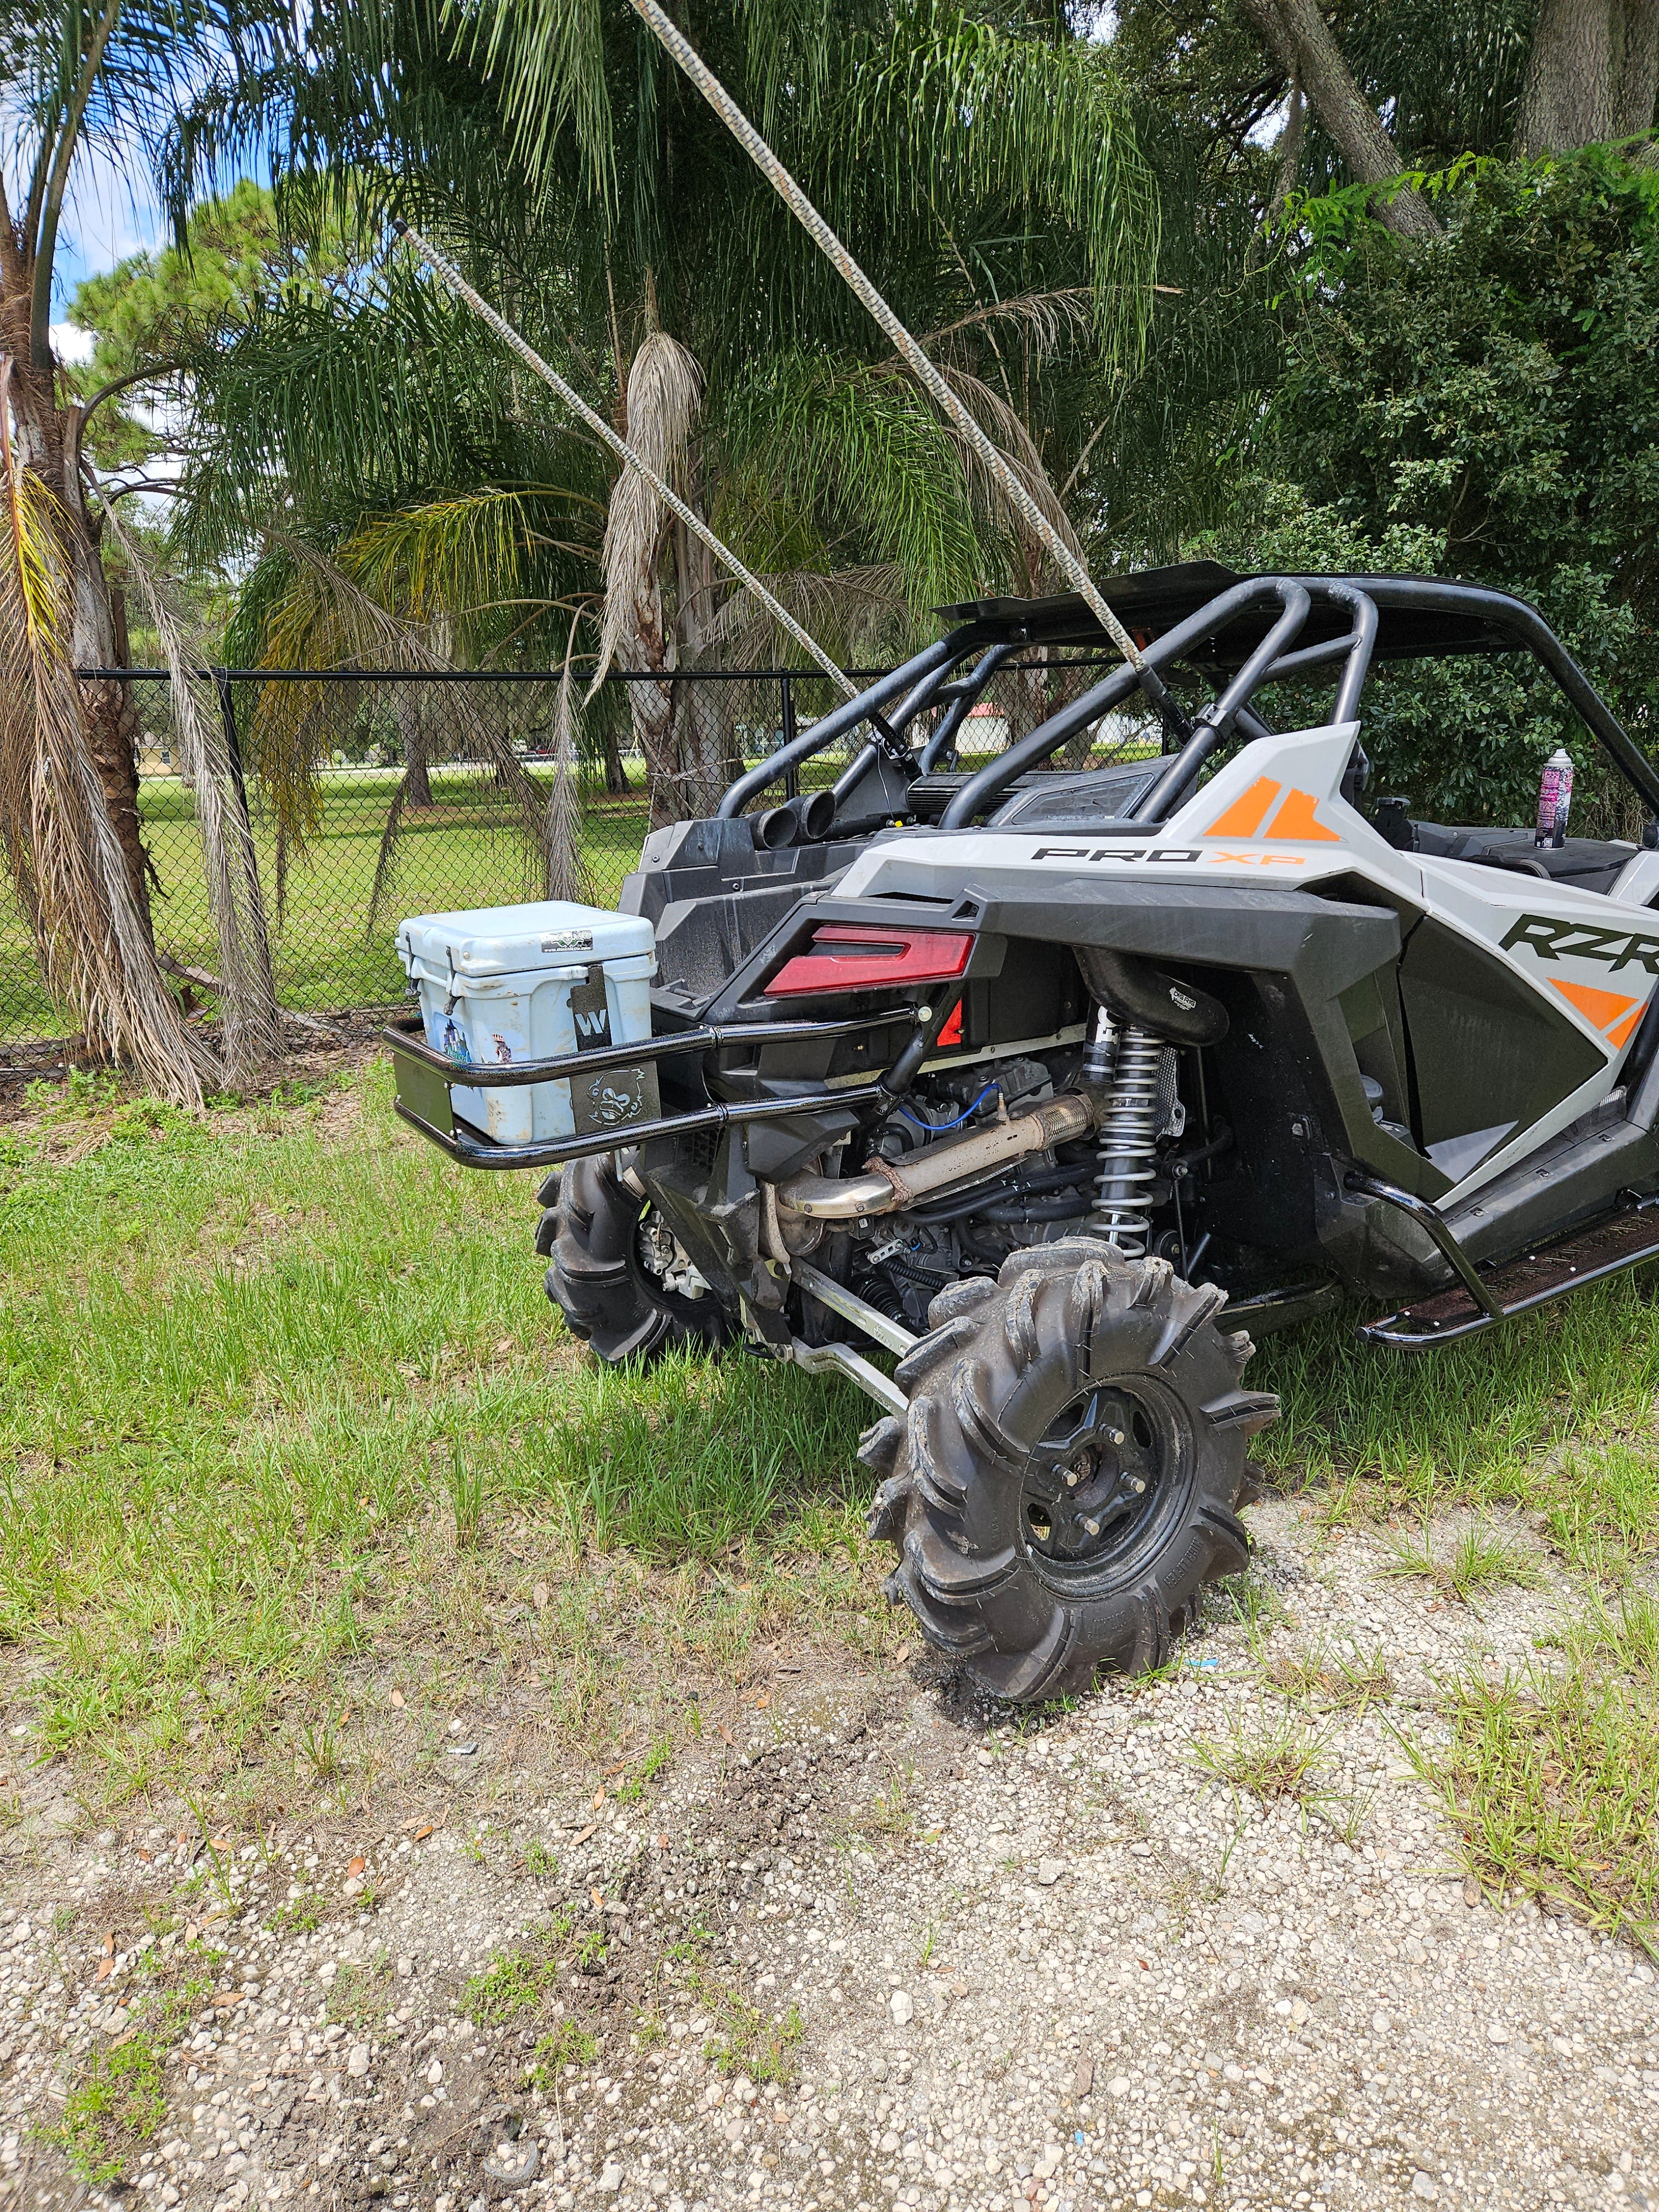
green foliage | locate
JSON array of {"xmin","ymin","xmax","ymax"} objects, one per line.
[
  {"xmin": 1205, "ymin": 149, "xmax": 1659, "ymax": 826},
  {"xmin": 1403, "ymin": 1592, "xmax": 1659, "ymax": 1952},
  {"xmin": 46, "ymin": 2035, "xmax": 168, "ymax": 2185},
  {"xmin": 530, "ymin": 2019, "xmax": 599, "ymax": 2081},
  {"xmin": 463, "ymin": 1927, "xmax": 569, "ymax": 2027}
]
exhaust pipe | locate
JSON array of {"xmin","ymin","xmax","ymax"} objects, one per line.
[{"xmin": 775, "ymin": 1092, "xmax": 1096, "ymax": 1220}]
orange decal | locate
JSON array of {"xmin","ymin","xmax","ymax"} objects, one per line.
[
  {"xmin": 1264, "ymin": 788, "xmax": 1342, "ymax": 843},
  {"xmin": 1605, "ymin": 1003, "xmax": 1648, "ymax": 1051},
  {"xmin": 1550, "ymin": 977, "xmax": 1642, "ymax": 1036},
  {"xmin": 1203, "ymin": 777, "xmax": 1281, "ymax": 838}
]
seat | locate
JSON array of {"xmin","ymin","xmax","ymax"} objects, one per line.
[{"xmin": 1408, "ymin": 822, "xmax": 1636, "ymax": 898}]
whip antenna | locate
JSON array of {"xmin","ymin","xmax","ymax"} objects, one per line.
[
  {"xmin": 391, "ymin": 218, "xmax": 860, "ymax": 702},
  {"xmin": 625, "ymin": 0, "xmax": 1150, "ymax": 679}
]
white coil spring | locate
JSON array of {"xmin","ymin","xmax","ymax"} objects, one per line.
[{"xmin": 1088, "ymin": 1023, "xmax": 1165, "ymax": 1255}]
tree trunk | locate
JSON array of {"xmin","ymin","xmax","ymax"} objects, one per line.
[
  {"xmin": 1517, "ymin": 0, "xmax": 1617, "ymax": 154},
  {"xmin": 1240, "ymin": 0, "xmax": 1442, "ymax": 239},
  {"xmin": 1615, "ymin": 0, "xmax": 1659, "ymax": 134},
  {"xmin": 7, "ymin": 369, "xmax": 157, "ymax": 930},
  {"xmin": 602, "ymin": 720, "xmax": 630, "ymax": 795},
  {"xmin": 394, "ymin": 690, "xmax": 435, "ymax": 804}
]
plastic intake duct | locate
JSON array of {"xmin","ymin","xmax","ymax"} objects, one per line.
[{"xmin": 774, "ymin": 1093, "xmax": 1097, "ymax": 1221}]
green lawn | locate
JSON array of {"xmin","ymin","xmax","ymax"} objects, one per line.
[
  {"xmin": 0, "ymin": 766, "xmax": 655, "ymax": 1045},
  {"xmin": 2, "ymin": 1054, "xmax": 1657, "ymax": 1940},
  {"xmin": 0, "ymin": 738, "xmax": 1029, "ymax": 1047}
]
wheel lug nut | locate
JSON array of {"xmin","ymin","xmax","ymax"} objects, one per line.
[
  {"xmin": 1107, "ymin": 1429, "xmax": 1125, "ymax": 1446},
  {"xmin": 1083, "ymin": 1518, "xmax": 1100, "ymax": 1536}
]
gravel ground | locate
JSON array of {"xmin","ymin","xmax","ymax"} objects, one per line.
[{"xmin": 2, "ymin": 1497, "xmax": 1655, "ymax": 2212}]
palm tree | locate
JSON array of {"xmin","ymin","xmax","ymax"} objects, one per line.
[
  {"xmin": 171, "ymin": 0, "xmax": 1168, "ymax": 825},
  {"xmin": 1, "ymin": 0, "xmax": 288, "ymax": 1095}
]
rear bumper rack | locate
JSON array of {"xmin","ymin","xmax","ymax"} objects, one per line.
[
  {"xmin": 382, "ymin": 1009, "xmax": 907, "ymax": 1172},
  {"xmin": 1352, "ymin": 1171, "xmax": 1659, "ymax": 1346}
]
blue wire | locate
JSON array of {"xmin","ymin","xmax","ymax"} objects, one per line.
[{"xmin": 899, "ymin": 1081, "xmax": 999, "ymax": 1133}]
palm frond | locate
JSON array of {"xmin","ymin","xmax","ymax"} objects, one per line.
[
  {"xmin": 698, "ymin": 561, "xmax": 911, "ymax": 666},
  {"xmin": 544, "ymin": 619, "xmax": 593, "ymax": 904},
  {"xmin": 98, "ymin": 499, "xmax": 284, "ymax": 1087},
  {"xmin": 0, "ymin": 403, "xmax": 212, "ymax": 1102},
  {"xmin": 592, "ymin": 326, "xmax": 705, "ymax": 687}
]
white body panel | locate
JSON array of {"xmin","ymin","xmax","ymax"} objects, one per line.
[{"xmin": 837, "ymin": 724, "xmax": 1659, "ymax": 1204}]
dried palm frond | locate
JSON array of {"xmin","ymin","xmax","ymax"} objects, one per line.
[
  {"xmin": 248, "ymin": 529, "xmax": 556, "ymax": 926},
  {"xmin": 898, "ymin": 359, "xmax": 1083, "ymax": 573},
  {"xmin": 0, "ymin": 388, "xmax": 213, "ymax": 1104},
  {"xmin": 592, "ymin": 328, "xmax": 705, "ymax": 692},
  {"xmin": 544, "ymin": 621, "xmax": 593, "ymax": 905},
  {"xmin": 919, "ymin": 289, "xmax": 1097, "ymax": 362},
  {"xmin": 700, "ymin": 562, "xmax": 910, "ymax": 667},
  {"xmin": 98, "ymin": 499, "xmax": 283, "ymax": 1088}
]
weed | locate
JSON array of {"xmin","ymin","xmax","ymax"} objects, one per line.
[
  {"xmin": 1381, "ymin": 1520, "xmax": 1545, "ymax": 1606},
  {"xmin": 663, "ymin": 1923, "xmax": 713, "ymax": 1965},
  {"xmin": 575, "ymin": 1928, "xmax": 609, "ymax": 1972},
  {"xmin": 1190, "ymin": 1712, "xmax": 1339, "ymax": 1803},
  {"xmin": 699, "ymin": 1983, "xmax": 805, "ymax": 2084},
  {"xmin": 1268, "ymin": 1636, "xmax": 1394, "ymax": 1713},
  {"xmin": 860, "ymin": 1760, "xmax": 919, "ymax": 1840},
  {"xmin": 267, "ymin": 1895, "xmax": 322, "ymax": 1936},
  {"xmin": 326, "ymin": 1957, "xmax": 390, "ymax": 2028},
  {"xmin": 617, "ymin": 1738, "xmax": 672, "ymax": 1803},
  {"xmin": 524, "ymin": 1838, "xmax": 557, "ymax": 1880},
  {"xmin": 531, "ymin": 2020, "xmax": 599, "ymax": 2084},
  {"xmin": 464, "ymin": 1913, "xmax": 576, "ymax": 2028},
  {"xmin": 46, "ymin": 2033, "xmax": 168, "ymax": 2183},
  {"xmin": 297, "ymin": 1713, "xmax": 344, "ymax": 1783}
]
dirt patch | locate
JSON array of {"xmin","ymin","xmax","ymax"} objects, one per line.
[{"xmin": 1, "ymin": 1504, "xmax": 1655, "ymax": 2212}]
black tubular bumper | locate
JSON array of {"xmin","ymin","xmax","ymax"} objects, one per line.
[{"xmin": 382, "ymin": 1010, "xmax": 904, "ymax": 1171}]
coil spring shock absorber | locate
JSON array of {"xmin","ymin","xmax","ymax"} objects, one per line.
[{"xmin": 1084, "ymin": 1015, "xmax": 1165, "ymax": 1255}]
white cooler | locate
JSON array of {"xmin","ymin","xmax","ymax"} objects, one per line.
[{"xmin": 395, "ymin": 900, "xmax": 658, "ymax": 1145}]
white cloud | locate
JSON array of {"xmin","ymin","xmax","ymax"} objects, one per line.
[{"xmin": 51, "ymin": 322, "xmax": 97, "ymax": 365}]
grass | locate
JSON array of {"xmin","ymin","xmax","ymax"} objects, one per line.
[
  {"xmin": 1266, "ymin": 1635, "xmax": 1395, "ymax": 1712},
  {"xmin": 1190, "ymin": 1710, "xmax": 1339, "ymax": 1803},
  {"xmin": 1255, "ymin": 1287, "xmax": 1659, "ymax": 1569},
  {"xmin": 0, "ymin": 1061, "xmax": 879, "ymax": 1801},
  {"xmin": 1379, "ymin": 1519, "xmax": 1546, "ymax": 1606},
  {"xmin": 1402, "ymin": 1593, "xmax": 1659, "ymax": 1953},
  {"xmin": 0, "ymin": 763, "xmax": 654, "ymax": 1042}
]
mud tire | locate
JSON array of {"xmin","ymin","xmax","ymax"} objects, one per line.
[
  {"xmin": 862, "ymin": 1239, "xmax": 1277, "ymax": 1701},
  {"xmin": 539, "ymin": 1154, "xmax": 724, "ymax": 1365}
]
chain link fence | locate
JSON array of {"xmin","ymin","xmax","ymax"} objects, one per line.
[{"xmin": 1, "ymin": 654, "xmax": 1138, "ymax": 1069}]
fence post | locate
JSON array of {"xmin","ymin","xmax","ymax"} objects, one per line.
[{"xmin": 780, "ymin": 672, "xmax": 800, "ymax": 801}]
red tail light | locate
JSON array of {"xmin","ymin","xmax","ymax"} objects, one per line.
[{"xmin": 764, "ymin": 923, "xmax": 974, "ymax": 998}]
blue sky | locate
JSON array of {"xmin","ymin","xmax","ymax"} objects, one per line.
[{"xmin": 50, "ymin": 140, "xmax": 167, "ymax": 316}]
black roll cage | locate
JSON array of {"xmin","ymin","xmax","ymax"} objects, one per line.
[{"xmin": 714, "ymin": 570, "xmax": 1659, "ymax": 834}]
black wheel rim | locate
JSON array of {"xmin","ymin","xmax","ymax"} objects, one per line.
[{"xmin": 1018, "ymin": 1379, "xmax": 1188, "ymax": 1585}]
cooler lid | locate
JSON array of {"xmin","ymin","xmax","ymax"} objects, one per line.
[{"xmin": 396, "ymin": 899, "xmax": 654, "ymax": 979}]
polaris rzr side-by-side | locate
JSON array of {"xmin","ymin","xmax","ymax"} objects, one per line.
[{"xmin": 388, "ymin": 563, "xmax": 1659, "ymax": 1702}]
